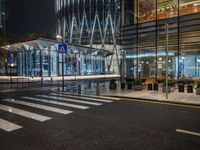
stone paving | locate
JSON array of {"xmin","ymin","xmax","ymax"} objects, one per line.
[{"xmin": 101, "ymin": 86, "xmax": 200, "ymax": 106}]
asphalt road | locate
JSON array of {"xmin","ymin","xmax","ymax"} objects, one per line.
[{"xmin": 0, "ymin": 89, "xmax": 200, "ymax": 150}]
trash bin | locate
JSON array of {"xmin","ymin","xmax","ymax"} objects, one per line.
[
  {"xmin": 121, "ymin": 82, "xmax": 125, "ymax": 89},
  {"xmin": 148, "ymin": 83, "xmax": 153, "ymax": 90},
  {"xmin": 178, "ymin": 84, "xmax": 184, "ymax": 92},
  {"xmin": 153, "ymin": 83, "xmax": 158, "ymax": 91},
  {"xmin": 187, "ymin": 85, "xmax": 193, "ymax": 93},
  {"xmin": 127, "ymin": 82, "xmax": 132, "ymax": 89}
]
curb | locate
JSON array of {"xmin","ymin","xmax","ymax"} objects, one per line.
[{"xmin": 102, "ymin": 95, "xmax": 200, "ymax": 107}]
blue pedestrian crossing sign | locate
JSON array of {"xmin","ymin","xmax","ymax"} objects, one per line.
[{"xmin": 58, "ymin": 43, "xmax": 68, "ymax": 53}]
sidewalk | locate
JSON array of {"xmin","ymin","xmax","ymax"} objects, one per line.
[
  {"xmin": 0, "ymin": 74, "xmax": 119, "ymax": 83},
  {"xmin": 0, "ymin": 74, "xmax": 119, "ymax": 92},
  {"xmin": 101, "ymin": 87, "xmax": 200, "ymax": 106}
]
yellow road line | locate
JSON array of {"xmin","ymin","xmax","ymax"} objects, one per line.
[
  {"xmin": 99, "ymin": 96, "xmax": 121, "ymax": 100},
  {"xmin": 121, "ymin": 98, "xmax": 200, "ymax": 109}
]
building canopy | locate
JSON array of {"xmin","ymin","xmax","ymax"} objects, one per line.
[{"xmin": 1, "ymin": 38, "xmax": 114, "ymax": 57}]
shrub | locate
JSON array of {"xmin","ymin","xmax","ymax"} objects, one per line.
[
  {"xmin": 135, "ymin": 80, "xmax": 142, "ymax": 85},
  {"xmin": 197, "ymin": 80, "xmax": 200, "ymax": 88},
  {"xmin": 110, "ymin": 79, "xmax": 116, "ymax": 84},
  {"xmin": 163, "ymin": 80, "xmax": 171, "ymax": 86}
]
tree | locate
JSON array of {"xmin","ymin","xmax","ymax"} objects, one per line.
[{"xmin": 0, "ymin": 36, "xmax": 11, "ymax": 75}]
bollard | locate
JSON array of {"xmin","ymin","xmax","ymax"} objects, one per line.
[
  {"xmin": 96, "ymin": 81, "xmax": 100, "ymax": 96},
  {"xmin": 88, "ymin": 80, "xmax": 91, "ymax": 89},
  {"xmin": 51, "ymin": 77, "xmax": 53, "ymax": 84},
  {"xmin": 41, "ymin": 77, "xmax": 43, "ymax": 86},
  {"xmin": 78, "ymin": 85, "xmax": 81, "ymax": 94}
]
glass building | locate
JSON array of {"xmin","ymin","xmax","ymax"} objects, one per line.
[
  {"xmin": 0, "ymin": 0, "xmax": 5, "ymax": 35},
  {"xmin": 1, "ymin": 0, "xmax": 121, "ymax": 77},
  {"xmin": 55, "ymin": 0, "xmax": 121, "ymax": 74},
  {"xmin": 121, "ymin": 0, "xmax": 200, "ymax": 81}
]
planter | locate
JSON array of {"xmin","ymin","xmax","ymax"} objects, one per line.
[
  {"xmin": 134, "ymin": 85, "xmax": 143, "ymax": 91},
  {"xmin": 178, "ymin": 84, "xmax": 184, "ymax": 92},
  {"xmin": 187, "ymin": 85, "xmax": 193, "ymax": 93},
  {"xmin": 148, "ymin": 83, "xmax": 153, "ymax": 90},
  {"xmin": 153, "ymin": 83, "xmax": 158, "ymax": 91},
  {"xmin": 109, "ymin": 83, "xmax": 117, "ymax": 90},
  {"xmin": 162, "ymin": 86, "xmax": 171, "ymax": 93},
  {"xmin": 196, "ymin": 88, "xmax": 200, "ymax": 95}
]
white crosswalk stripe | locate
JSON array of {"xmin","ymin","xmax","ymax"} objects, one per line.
[
  {"xmin": 0, "ymin": 118, "xmax": 22, "ymax": 132},
  {"xmin": 21, "ymin": 96, "xmax": 89, "ymax": 110},
  {"xmin": 0, "ymin": 103, "xmax": 51, "ymax": 122},
  {"xmin": 0, "ymin": 92, "xmax": 114, "ymax": 132},
  {"xmin": 2, "ymin": 99, "xmax": 73, "ymax": 115},
  {"xmin": 56, "ymin": 92, "xmax": 113, "ymax": 103},
  {"xmin": 39, "ymin": 94, "xmax": 102, "ymax": 106}
]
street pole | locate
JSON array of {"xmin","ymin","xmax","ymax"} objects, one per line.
[
  {"xmin": 121, "ymin": 49, "xmax": 125, "ymax": 89},
  {"xmin": 165, "ymin": 23, "xmax": 169, "ymax": 99},
  {"xmin": 62, "ymin": 52, "xmax": 64, "ymax": 92},
  {"xmin": 10, "ymin": 64, "xmax": 11, "ymax": 83},
  {"xmin": 62, "ymin": 16, "xmax": 66, "ymax": 92}
]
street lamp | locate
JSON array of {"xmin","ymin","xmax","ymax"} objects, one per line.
[{"xmin": 121, "ymin": 49, "xmax": 126, "ymax": 89}]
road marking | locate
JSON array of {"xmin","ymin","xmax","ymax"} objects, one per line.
[
  {"xmin": 21, "ymin": 96, "xmax": 89, "ymax": 110},
  {"xmin": 2, "ymin": 99, "xmax": 72, "ymax": 115},
  {"xmin": 57, "ymin": 92, "xmax": 113, "ymax": 103},
  {"xmin": 98, "ymin": 96, "xmax": 121, "ymax": 100},
  {"xmin": 47, "ymin": 93, "xmax": 102, "ymax": 106},
  {"xmin": 0, "ymin": 103, "xmax": 51, "ymax": 122},
  {"xmin": 176, "ymin": 129, "xmax": 200, "ymax": 137},
  {"xmin": 0, "ymin": 118, "xmax": 22, "ymax": 132},
  {"xmin": 119, "ymin": 98, "xmax": 200, "ymax": 109}
]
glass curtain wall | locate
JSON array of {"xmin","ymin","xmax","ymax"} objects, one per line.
[
  {"xmin": 17, "ymin": 47, "xmax": 106, "ymax": 77},
  {"xmin": 121, "ymin": 0, "xmax": 200, "ymax": 80}
]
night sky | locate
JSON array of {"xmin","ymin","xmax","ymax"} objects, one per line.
[{"xmin": 5, "ymin": 0, "xmax": 56, "ymax": 37}]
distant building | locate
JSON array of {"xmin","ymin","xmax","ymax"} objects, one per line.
[{"xmin": 0, "ymin": 0, "xmax": 5, "ymax": 35}]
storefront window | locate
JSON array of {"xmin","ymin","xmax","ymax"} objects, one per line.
[{"xmin": 180, "ymin": 0, "xmax": 200, "ymax": 16}]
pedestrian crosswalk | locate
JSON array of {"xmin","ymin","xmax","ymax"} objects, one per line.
[
  {"xmin": 0, "ymin": 118, "xmax": 22, "ymax": 132},
  {"xmin": 0, "ymin": 92, "xmax": 113, "ymax": 132},
  {"xmin": 0, "ymin": 104, "xmax": 51, "ymax": 121}
]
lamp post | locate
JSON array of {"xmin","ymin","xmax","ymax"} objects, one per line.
[
  {"xmin": 165, "ymin": 23, "xmax": 169, "ymax": 99},
  {"xmin": 121, "ymin": 49, "xmax": 126, "ymax": 89}
]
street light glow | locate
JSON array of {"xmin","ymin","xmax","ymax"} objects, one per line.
[{"xmin": 56, "ymin": 35, "xmax": 62, "ymax": 40}]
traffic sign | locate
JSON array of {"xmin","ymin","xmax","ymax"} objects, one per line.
[{"xmin": 58, "ymin": 43, "xmax": 67, "ymax": 53}]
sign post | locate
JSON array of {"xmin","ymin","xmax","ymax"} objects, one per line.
[
  {"xmin": 165, "ymin": 23, "xmax": 169, "ymax": 99},
  {"xmin": 58, "ymin": 43, "xmax": 67, "ymax": 92}
]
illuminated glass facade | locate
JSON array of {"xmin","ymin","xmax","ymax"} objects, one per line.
[
  {"xmin": 1, "ymin": 0, "xmax": 121, "ymax": 77},
  {"xmin": 121, "ymin": 0, "xmax": 200, "ymax": 81},
  {"xmin": 55, "ymin": 0, "xmax": 121, "ymax": 74}
]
